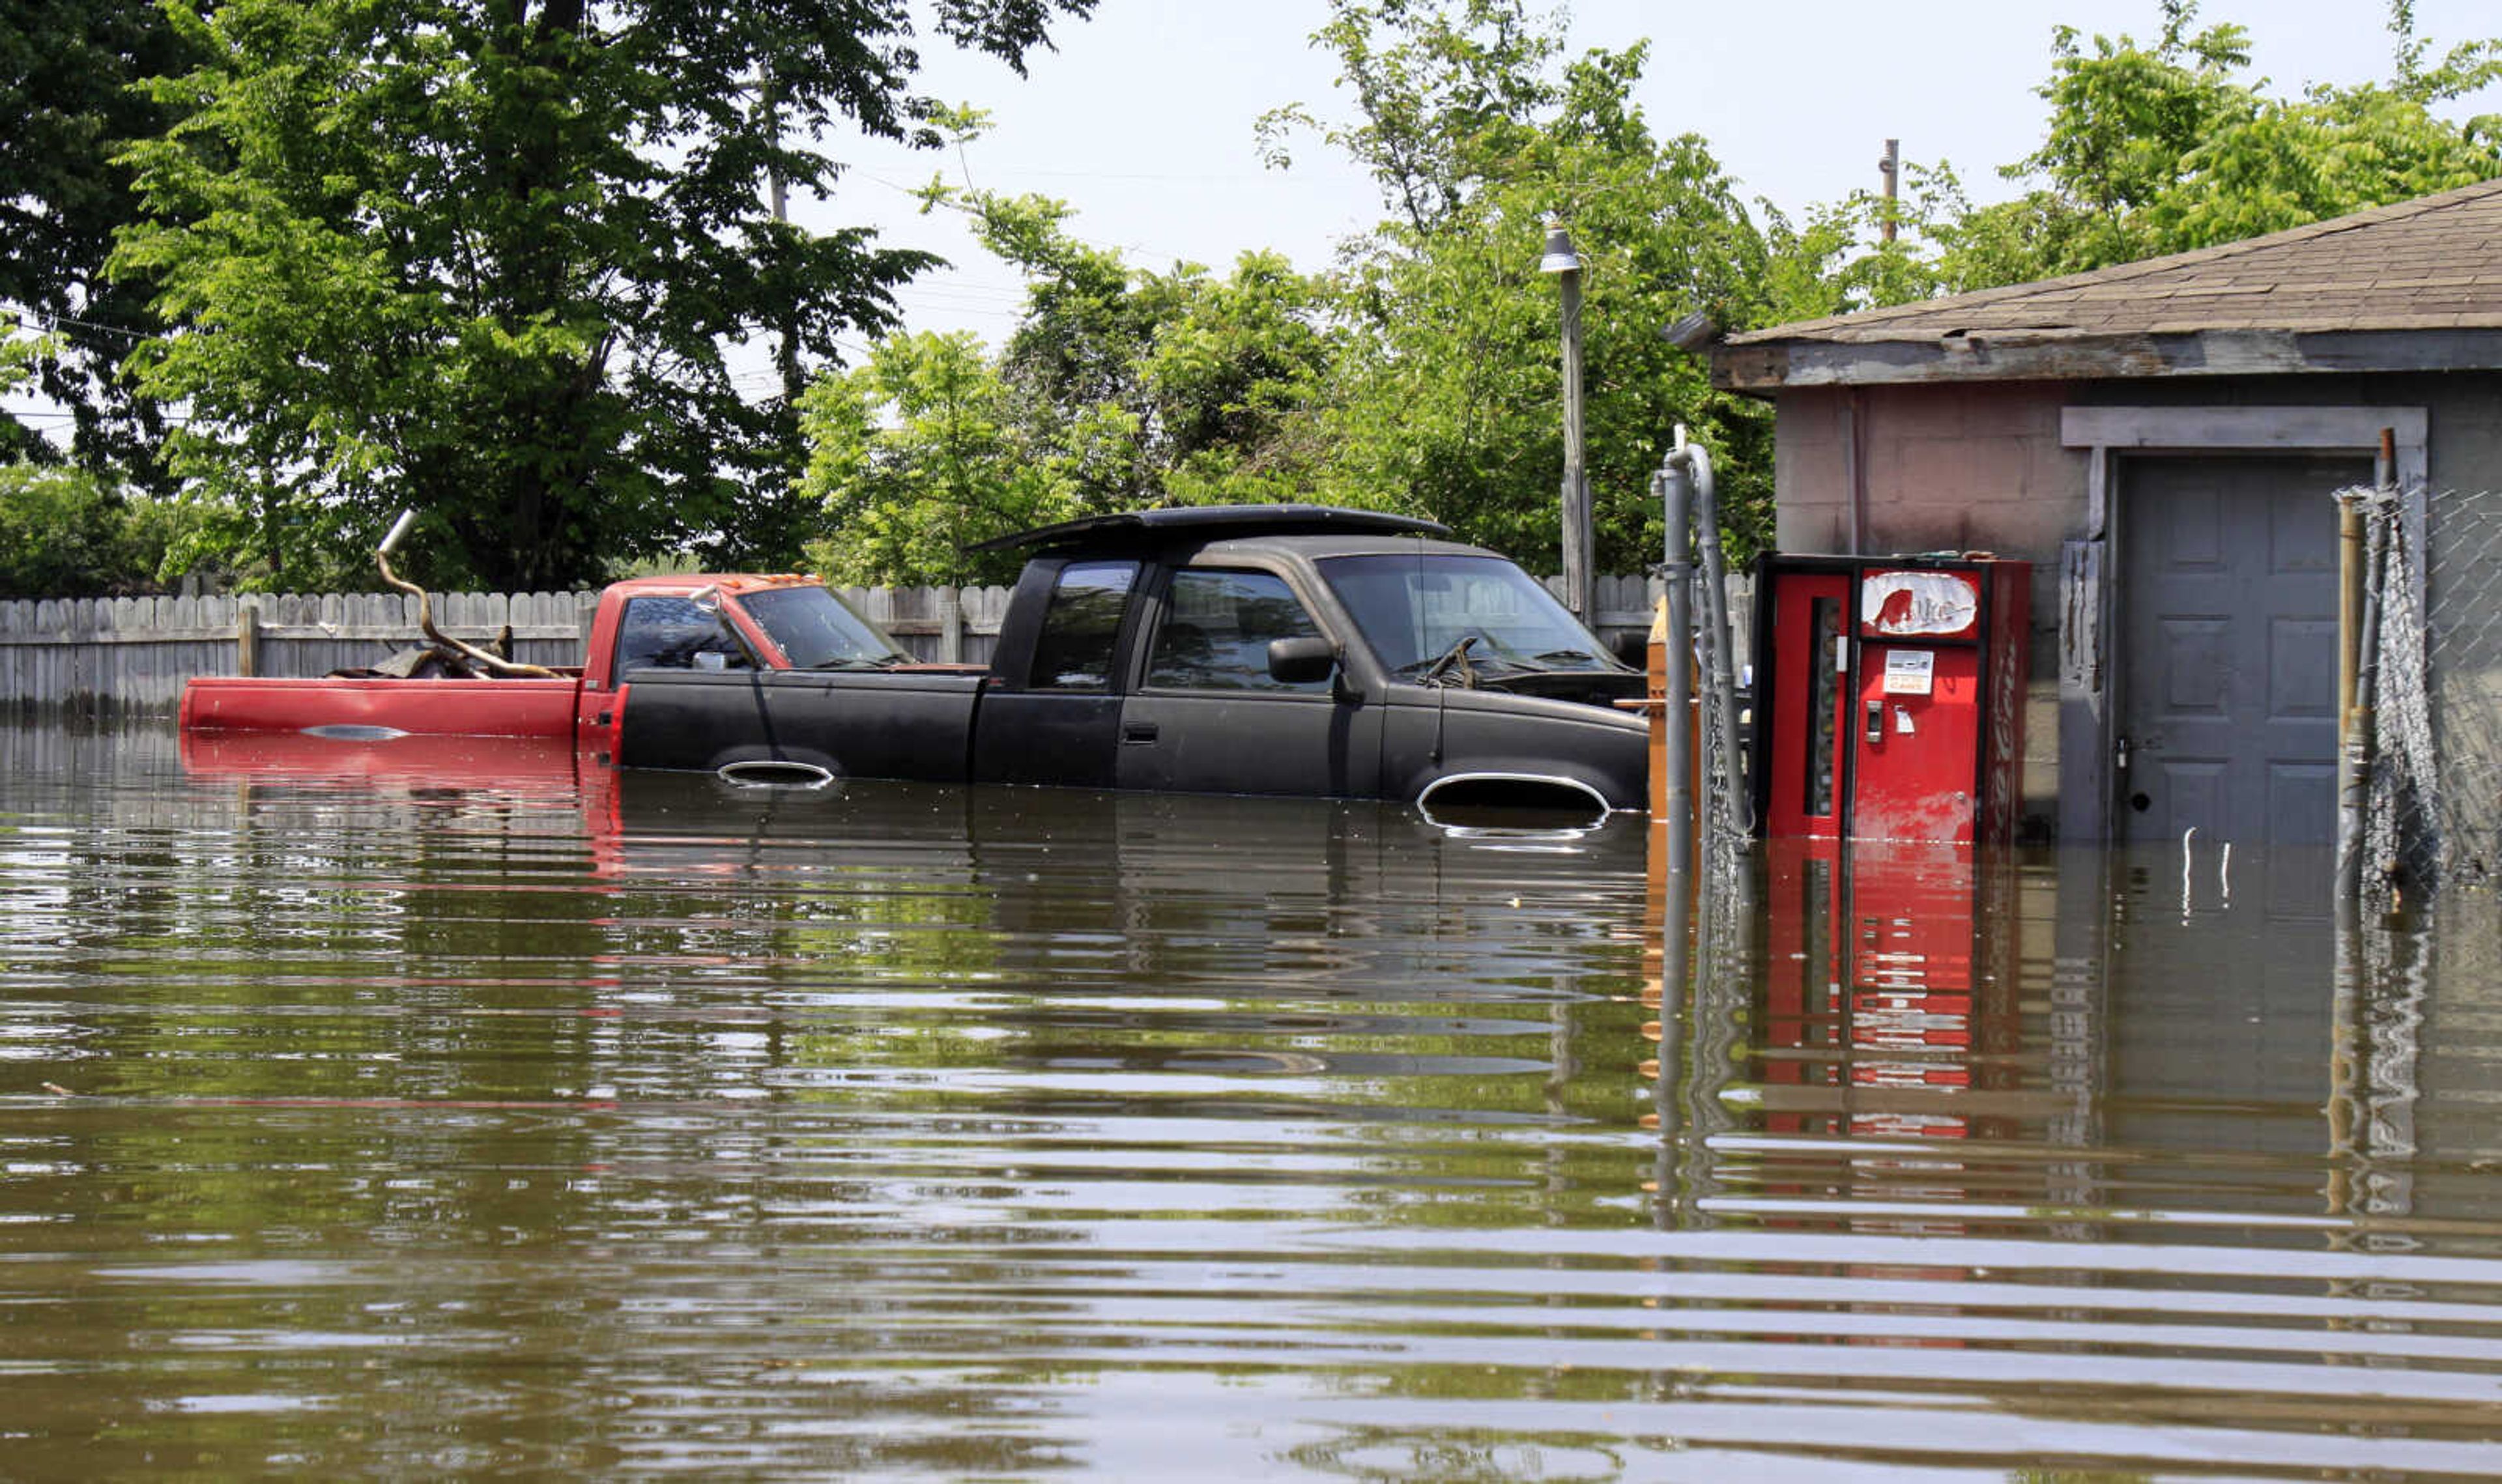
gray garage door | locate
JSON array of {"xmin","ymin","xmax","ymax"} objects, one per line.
[{"xmin": 2118, "ymin": 455, "xmax": 2370, "ymax": 847}]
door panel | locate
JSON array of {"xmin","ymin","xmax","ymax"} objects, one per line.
[
  {"xmin": 1850, "ymin": 644, "xmax": 1981, "ymax": 842},
  {"xmin": 1762, "ymin": 573, "xmax": 1853, "ymax": 838},
  {"xmin": 1117, "ymin": 565, "xmax": 1377, "ymax": 798},
  {"xmin": 2118, "ymin": 455, "xmax": 2363, "ymax": 846},
  {"xmin": 970, "ymin": 560, "xmax": 1139, "ymax": 790},
  {"xmin": 751, "ymin": 672, "xmax": 983, "ymax": 782},
  {"xmin": 971, "ymin": 693, "xmax": 1125, "ymax": 788},
  {"xmin": 1117, "ymin": 693, "xmax": 1379, "ymax": 797},
  {"xmin": 614, "ymin": 672, "xmax": 768, "ymax": 771}
]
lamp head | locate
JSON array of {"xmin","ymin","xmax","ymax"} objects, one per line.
[{"xmin": 1537, "ymin": 218, "xmax": 1581, "ymax": 275}]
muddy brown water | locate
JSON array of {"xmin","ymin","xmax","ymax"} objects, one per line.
[{"xmin": 5, "ymin": 722, "xmax": 2502, "ymax": 1479}]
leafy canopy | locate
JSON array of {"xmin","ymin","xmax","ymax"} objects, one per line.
[
  {"xmin": 109, "ymin": 0, "xmax": 1093, "ymax": 592},
  {"xmin": 0, "ymin": 0, "xmax": 193, "ymax": 478},
  {"xmin": 799, "ymin": 329, "xmax": 1080, "ymax": 587},
  {"xmin": 1266, "ymin": 0, "xmax": 1777, "ymax": 571},
  {"xmin": 801, "ymin": 141, "xmax": 1339, "ymax": 585},
  {"xmin": 0, "ymin": 463, "xmax": 201, "ymax": 599},
  {"xmin": 1777, "ymin": 0, "xmax": 2502, "ymax": 313}
]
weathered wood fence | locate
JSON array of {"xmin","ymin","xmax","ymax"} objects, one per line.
[
  {"xmin": 0, "ymin": 591, "xmax": 601, "ymax": 715},
  {"xmin": 0, "ymin": 573, "xmax": 1746, "ymax": 714}
]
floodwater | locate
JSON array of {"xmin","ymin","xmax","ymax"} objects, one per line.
[{"xmin": 5, "ymin": 722, "xmax": 2502, "ymax": 1481}]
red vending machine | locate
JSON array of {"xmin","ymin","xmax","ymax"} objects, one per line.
[{"xmin": 1754, "ymin": 555, "xmax": 2030, "ymax": 844}]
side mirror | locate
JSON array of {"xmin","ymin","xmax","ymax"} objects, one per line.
[{"xmin": 1267, "ymin": 635, "xmax": 1338, "ymax": 685}]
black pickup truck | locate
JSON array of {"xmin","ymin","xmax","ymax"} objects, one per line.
[{"xmin": 614, "ymin": 505, "xmax": 1650, "ymax": 814}]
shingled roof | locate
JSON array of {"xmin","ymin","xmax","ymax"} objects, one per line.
[{"xmin": 1713, "ymin": 177, "xmax": 2502, "ymax": 391}]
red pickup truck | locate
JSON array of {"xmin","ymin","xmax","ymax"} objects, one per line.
[{"xmin": 179, "ymin": 573, "xmax": 959, "ymax": 767}]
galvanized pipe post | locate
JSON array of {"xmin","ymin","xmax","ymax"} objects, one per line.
[
  {"xmin": 1683, "ymin": 435, "xmax": 1749, "ymax": 845},
  {"xmin": 1659, "ymin": 457, "xmax": 1695, "ymax": 883},
  {"xmin": 2335, "ymin": 489, "xmax": 2366, "ymax": 922}
]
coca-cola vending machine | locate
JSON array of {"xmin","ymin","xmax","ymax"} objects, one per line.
[{"xmin": 1753, "ymin": 554, "xmax": 2030, "ymax": 844}]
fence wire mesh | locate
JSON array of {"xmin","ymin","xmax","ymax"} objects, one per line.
[
  {"xmin": 2361, "ymin": 486, "xmax": 2502, "ymax": 908},
  {"xmin": 1695, "ymin": 602, "xmax": 1753, "ymax": 879}
]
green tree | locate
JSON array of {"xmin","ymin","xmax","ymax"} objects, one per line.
[
  {"xmin": 109, "ymin": 0, "xmax": 1093, "ymax": 592},
  {"xmin": 798, "ymin": 330, "xmax": 1080, "ymax": 586},
  {"xmin": 944, "ymin": 179, "xmax": 1340, "ymax": 507},
  {"xmin": 799, "ymin": 171, "xmax": 1343, "ymax": 584},
  {"xmin": 1992, "ymin": 0, "xmax": 2502, "ymax": 278},
  {"xmin": 0, "ymin": 0, "xmax": 193, "ymax": 480},
  {"xmin": 1265, "ymin": 0, "xmax": 1777, "ymax": 569},
  {"xmin": 0, "ymin": 463, "xmax": 201, "ymax": 597},
  {"xmin": 1788, "ymin": 1, "xmax": 2502, "ymax": 309}
]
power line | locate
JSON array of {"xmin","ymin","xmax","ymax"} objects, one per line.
[
  {"xmin": 3, "ymin": 307, "xmax": 151, "ymax": 345},
  {"xmin": 854, "ymin": 173, "xmax": 1200, "ymax": 266},
  {"xmin": 945, "ymin": 162, "xmax": 1373, "ymax": 186}
]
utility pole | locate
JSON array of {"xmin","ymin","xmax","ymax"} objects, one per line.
[
  {"xmin": 1540, "ymin": 217, "xmax": 1592, "ymax": 622},
  {"xmin": 1878, "ymin": 138, "xmax": 1901, "ymax": 244},
  {"xmin": 761, "ymin": 74, "xmax": 803, "ymax": 406}
]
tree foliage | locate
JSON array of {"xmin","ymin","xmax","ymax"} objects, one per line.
[
  {"xmin": 801, "ymin": 171, "xmax": 1340, "ymax": 584},
  {"xmin": 0, "ymin": 463, "xmax": 201, "ymax": 598},
  {"xmin": 960, "ymin": 185, "xmax": 1338, "ymax": 509},
  {"xmin": 1266, "ymin": 0, "xmax": 1776, "ymax": 571},
  {"xmin": 799, "ymin": 330, "xmax": 1077, "ymax": 586},
  {"xmin": 0, "ymin": 0, "xmax": 193, "ymax": 478},
  {"xmin": 1994, "ymin": 0, "xmax": 2502, "ymax": 277},
  {"xmin": 1781, "ymin": 1, "xmax": 2502, "ymax": 313},
  {"xmin": 108, "ymin": 0, "xmax": 1092, "ymax": 592}
]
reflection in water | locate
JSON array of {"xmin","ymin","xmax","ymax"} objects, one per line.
[{"xmin": 2, "ymin": 722, "xmax": 2501, "ymax": 1477}]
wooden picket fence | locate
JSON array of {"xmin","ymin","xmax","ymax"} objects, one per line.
[
  {"xmin": 0, "ymin": 572, "xmax": 1741, "ymax": 714},
  {"xmin": 0, "ymin": 591, "xmax": 600, "ymax": 715}
]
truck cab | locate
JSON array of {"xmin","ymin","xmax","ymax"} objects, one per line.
[{"xmin": 963, "ymin": 506, "xmax": 1650, "ymax": 813}]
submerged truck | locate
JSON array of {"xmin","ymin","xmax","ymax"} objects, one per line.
[{"xmin": 180, "ymin": 505, "xmax": 1651, "ymax": 813}]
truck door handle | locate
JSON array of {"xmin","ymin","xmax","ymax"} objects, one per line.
[
  {"xmin": 1864, "ymin": 700, "xmax": 1884, "ymax": 746},
  {"xmin": 1122, "ymin": 721, "xmax": 1159, "ymax": 745}
]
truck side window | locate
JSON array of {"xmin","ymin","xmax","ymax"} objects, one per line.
[
  {"xmin": 1030, "ymin": 561, "xmax": 1136, "ymax": 691},
  {"xmin": 615, "ymin": 595, "xmax": 753, "ymax": 673},
  {"xmin": 1147, "ymin": 569, "xmax": 1330, "ymax": 693}
]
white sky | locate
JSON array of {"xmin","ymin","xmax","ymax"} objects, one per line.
[
  {"xmin": 10, "ymin": 1, "xmax": 2500, "ymax": 427},
  {"xmin": 807, "ymin": 0, "xmax": 2502, "ymax": 350}
]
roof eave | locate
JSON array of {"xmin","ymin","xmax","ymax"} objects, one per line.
[{"xmin": 1711, "ymin": 326, "xmax": 2502, "ymax": 391}]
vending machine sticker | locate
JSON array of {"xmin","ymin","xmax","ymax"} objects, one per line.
[
  {"xmin": 1862, "ymin": 571, "xmax": 1979, "ymax": 638},
  {"xmin": 1882, "ymin": 649, "xmax": 1935, "ymax": 695}
]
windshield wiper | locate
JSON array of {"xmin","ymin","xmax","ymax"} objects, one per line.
[{"xmin": 1404, "ymin": 633, "xmax": 1481, "ymax": 688}]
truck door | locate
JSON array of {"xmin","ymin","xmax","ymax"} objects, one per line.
[
  {"xmin": 609, "ymin": 592, "xmax": 770, "ymax": 771},
  {"xmin": 1117, "ymin": 566, "xmax": 1380, "ymax": 799},
  {"xmin": 970, "ymin": 559, "xmax": 1138, "ymax": 789}
]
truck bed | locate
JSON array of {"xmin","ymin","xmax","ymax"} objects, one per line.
[{"xmin": 179, "ymin": 672, "xmax": 585, "ymax": 738}]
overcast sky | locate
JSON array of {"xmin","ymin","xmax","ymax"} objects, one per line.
[
  {"xmin": 808, "ymin": 0, "xmax": 2502, "ymax": 352},
  {"xmin": 11, "ymin": 1, "xmax": 2501, "ymax": 431}
]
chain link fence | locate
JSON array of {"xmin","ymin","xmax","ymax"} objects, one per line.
[{"xmin": 2361, "ymin": 486, "xmax": 2502, "ymax": 909}]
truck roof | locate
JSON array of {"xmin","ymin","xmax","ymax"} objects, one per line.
[
  {"xmin": 599, "ymin": 573, "xmax": 823, "ymax": 599},
  {"xmin": 969, "ymin": 504, "xmax": 1450, "ymax": 554}
]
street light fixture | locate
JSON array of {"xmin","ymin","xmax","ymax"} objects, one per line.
[
  {"xmin": 1540, "ymin": 216, "xmax": 1592, "ymax": 623},
  {"xmin": 1539, "ymin": 221, "xmax": 1583, "ymax": 275}
]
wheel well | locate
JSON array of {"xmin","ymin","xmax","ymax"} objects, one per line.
[{"xmin": 1415, "ymin": 771, "xmax": 1611, "ymax": 829}]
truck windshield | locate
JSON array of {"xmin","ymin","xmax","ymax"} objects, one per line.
[
  {"xmin": 1318, "ymin": 554, "xmax": 1624, "ymax": 676},
  {"xmin": 737, "ymin": 586, "xmax": 911, "ymax": 670}
]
